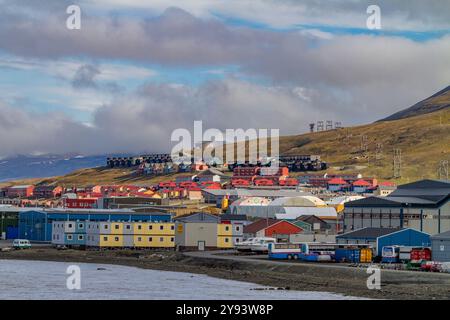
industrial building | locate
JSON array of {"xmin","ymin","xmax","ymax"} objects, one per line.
[
  {"xmin": 19, "ymin": 208, "xmax": 172, "ymax": 242},
  {"xmin": 227, "ymin": 194, "xmax": 334, "ymax": 219},
  {"xmin": 431, "ymin": 231, "xmax": 450, "ymax": 262},
  {"xmin": 336, "ymin": 227, "xmax": 431, "ymax": 257},
  {"xmin": 343, "ymin": 180, "xmax": 450, "ymax": 235},
  {"xmin": 174, "ymin": 212, "xmax": 234, "ymax": 250},
  {"xmin": 203, "ymin": 189, "xmax": 310, "ymax": 208}
]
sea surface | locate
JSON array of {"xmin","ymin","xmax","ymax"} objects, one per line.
[{"xmin": 0, "ymin": 259, "xmax": 362, "ymax": 300}]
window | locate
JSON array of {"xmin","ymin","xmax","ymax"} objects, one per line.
[
  {"xmin": 138, "ymin": 225, "xmax": 142, "ymax": 230},
  {"xmin": 104, "ymin": 224, "xmax": 108, "ymax": 229},
  {"xmin": 68, "ymin": 224, "xmax": 73, "ymax": 228},
  {"xmin": 126, "ymin": 225, "xmax": 131, "ymax": 230},
  {"xmin": 67, "ymin": 235, "xmax": 73, "ymax": 240},
  {"xmin": 160, "ymin": 225, "xmax": 164, "ymax": 230},
  {"xmin": 225, "ymin": 238, "xmax": 229, "ymax": 243},
  {"xmin": 103, "ymin": 236, "xmax": 108, "ymax": 241},
  {"xmin": 149, "ymin": 225, "xmax": 153, "ymax": 230},
  {"xmin": 225, "ymin": 226, "xmax": 229, "ymax": 231},
  {"xmin": 171, "ymin": 225, "xmax": 174, "ymax": 230},
  {"xmin": 115, "ymin": 237, "xmax": 119, "ymax": 242},
  {"xmin": 115, "ymin": 224, "xmax": 119, "ymax": 230},
  {"xmin": 78, "ymin": 223, "xmax": 83, "ymax": 229},
  {"xmin": 149, "ymin": 237, "xmax": 153, "ymax": 242},
  {"xmin": 137, "ymin": 237, "xmax": 142, "ymax": 242},
  {"xmin": 160, "ymin": 237, "xmax": 164, "ymax": 242},
  {"xmin": 78, "ymin": 235, "xmax": 84, "ymax": 241},
  {"xmin": 171, "ymin": 237, "xmax": 174, "ymax": 242},
  {"xmin": 236, "ymin": 238, "xmax": 240, "ymax": 243},
  {"xmin": 236, "ymin": 226, "xmax": 240, "ymax": 231}
]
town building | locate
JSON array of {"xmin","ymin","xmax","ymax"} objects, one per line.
[
  {"xmin": 219, "ymin": 214, "xmax": 248, "ymax": 245},
  {"xmin": 52, "ymin": 221, "xmax": 87, "ymax": 247},
  {"xmin": 19, "ymin": 208, "xmax": 172, "ymax": 242},
  {"xmin": 174, "ymin": 212, "xmax": 233, "ymax": 250},
  {"xmin": 343, "ymin": 180, "xmax": 450, "ymax": 235},
  {"xmin": 6, "ymin": 185, "xmax": 35, "ymax": 198},
  {"xmin": 33, "ymin": 186, "xmax": 63, "ymax": 199}
]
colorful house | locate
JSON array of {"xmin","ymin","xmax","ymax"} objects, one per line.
[
  {"xmin": 52, "ymin": 221, "xmax": 87, "ymax": 247},
  {"xmin": 352, "ymin": 179, "xmax": 372, "ymax": 193},
  {"xmin": 257, "ymin": 220, "xmax": 304, "ymax": 240},
  {"xmin": 327, "ymin": 178, "xmax": 348, "ymax": 192}
]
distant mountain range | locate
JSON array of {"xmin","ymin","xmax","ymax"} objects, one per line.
[{"xmin": 0, "ymin": 154, "xmax": 107, "ymax": 182}]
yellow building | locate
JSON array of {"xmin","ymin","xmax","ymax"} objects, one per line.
[
  {"xmin": 217, "ymin": 223, "xmax": 233, "ymax": 248},
  {"xmin": 86, "ymin": 221, "xmax": 175, "ymax": 248},
  {"xmin": 99, "ymin": 234, "xmax": 124, "ymax": 247}
]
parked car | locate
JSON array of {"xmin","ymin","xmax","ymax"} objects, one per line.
[{"xmin": 12, "ymin": 239, "xmax": 31, "ymax": 249}]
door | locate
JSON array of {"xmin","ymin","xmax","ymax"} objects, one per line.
[{"xmin": 198, "ymin": 241, "xmax": 206, "ymax": 251}]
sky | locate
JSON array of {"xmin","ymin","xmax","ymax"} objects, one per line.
[{"xmin": 0, "ymin": 0, "xmax": 449, "ymax": 157}]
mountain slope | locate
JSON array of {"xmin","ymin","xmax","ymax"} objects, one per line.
[{"xmin": 380, "ymin": 85, "xmax": 450, "ymax": 121}]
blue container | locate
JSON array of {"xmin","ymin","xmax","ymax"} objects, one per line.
[{"xmin": 335, "ymin": 249, "xmax": 360, "ymax": 263}]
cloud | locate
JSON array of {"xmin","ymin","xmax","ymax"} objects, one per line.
[
  {"xmin": 0, "ymin": 79, "xmax": 338, "ymax": 157},
  {"xmin": 0, "ymin": 3, "xmax": 448, "ymax": 157},
  {"xmin": 72, "ymin": 64, "xmax": 101, "ymax": 89}
]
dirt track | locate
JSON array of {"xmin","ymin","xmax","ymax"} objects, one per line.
[{"xmin": 1, "ymin": 247, "xmax": 449, "ymax": 300}]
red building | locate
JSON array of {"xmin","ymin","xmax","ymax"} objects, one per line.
[
  {"xmin": 33, "ymin": 186, "xmax": 63, "ymax": 198},
  {"xmin": 262, "ymin": 220, "xmax": 304, "ymax": 238},
  {"xmin": 65, "ymin": 198, "xmax": 98, "ymax": 209},
  {"xmin": 6, "ymin": 185, "xmax": 35, "ymax": 198}
]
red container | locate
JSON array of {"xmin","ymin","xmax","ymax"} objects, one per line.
[{"xmin": 411, "ymin": 248, "xmax": 431, "ymax": 261}]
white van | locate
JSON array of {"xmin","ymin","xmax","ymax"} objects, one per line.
[{"xmin": 13, "ymin": 239, "xmax": 31, "ymax": 249}]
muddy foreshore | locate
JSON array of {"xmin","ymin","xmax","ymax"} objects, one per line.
[{"xmin": 1, "ymin": 248, "xmax": 449, "ymax": 300}]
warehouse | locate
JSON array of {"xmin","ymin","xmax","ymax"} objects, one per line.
[
  {"xmin": 343, "ymin": 180, "xmax": 450, "ymax": 235},
  {"xmin": 336, "ymin": 227, "xmax": 431, "ymax": 257},
  {"xmin": 19, "ymin": 208, "xmax": 172, "ymax": 242},
  {"xmin": 203, "ymin": 189, "xmax": 310, "ymax": 208},
  {"xmin": 228, "ymin": 195, "xmax": 330, "ymax": 219},
  {"xmin": 431, "ymin": 231, "xmax": 450, "ymax": 262}
]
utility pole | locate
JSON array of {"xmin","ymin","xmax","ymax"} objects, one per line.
[
  {"xmin": 438, "ymin": 160, "xmax": 449, "ymax": 180},
  {"xmin": 393, "ymin": 149, "xmax": 402, "ymax": 178}
]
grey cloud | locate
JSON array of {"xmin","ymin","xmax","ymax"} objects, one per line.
[{"xmin": 72, "ymin": 64, "xmax": 100, "ymax": 89}]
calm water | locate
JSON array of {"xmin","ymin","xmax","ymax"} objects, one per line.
[{"xmin": 0, "ymin": 259, "xmax": 362, "ymax": 300}]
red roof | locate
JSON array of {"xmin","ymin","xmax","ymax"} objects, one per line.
[
  {"xmin": 328, "ymin": 178, "xmax": 347, "ymax": 185},
  {"xmin": 353, "ymin": 179, "xmax": 371, "ymax": 187},
  {"xmin": 243, "ymin": 218, "xmax": 278, "ymax": 234},
  {"xmin": 379, "ymin": 181, "xmax": 396, "ymax": 187}
]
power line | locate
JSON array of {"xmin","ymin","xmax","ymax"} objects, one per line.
[{"xmin": 393, "ymin": 149, "xmax": 402, "ymax": 178}]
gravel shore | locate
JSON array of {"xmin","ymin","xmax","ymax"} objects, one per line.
[{"xmin": 1, "ymin": 247, "xmax": 449, "ymax": 300}]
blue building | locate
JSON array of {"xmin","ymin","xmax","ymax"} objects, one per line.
[
  {"xmin": 19, "ymin": 208, "xmax": 173, "ymax": 242},
  {"xmin": 336, "ymin": 227, "xmax": 431, "ymax": 256}
]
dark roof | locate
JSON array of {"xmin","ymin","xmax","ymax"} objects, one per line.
[
  {"xmin": 174, "ymin": 212, "xmax": 220, "ymax": 223},
  {"xmin": 296, "ymin": 215, "xmax": 326, "ymax": 224},
  {"xmin": 244, "ymin": 218, "xmax": 277, "ymax": 234},
  {"xmin": 388, "ymin": 179, "xmax": 450, "ymax": 203},
  {"xmin": 431, "ymin": 230, "xmax": 450, "ymax": 240},
  {"xmin": 337, "ymin": 227, "xmax": 402, "ymax": 239},
  {"xmin": 397, "ymin": 179, "xmax": 450, "ymax": 190},
  {"xmin": 345, "ymin": 196, "xmax": 403, "ymax": 207},
  {"xmin": 220, "ymin": 214, "xmax": 247, "ymax": 222}
]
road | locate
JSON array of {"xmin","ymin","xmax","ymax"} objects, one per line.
[{"xmin": 184, "ymin": 249, "xmax": 450, "ymax": 277}]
